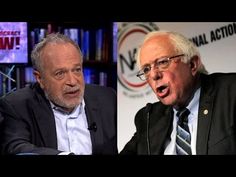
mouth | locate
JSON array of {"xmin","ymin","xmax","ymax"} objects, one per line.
[
  {"xmin": 156, "ymin": 84, "xmax": 169, "ymax": 98},
  {"xmin": 64, "ymin": 89, "xmax": 80, "ymax": 97}
]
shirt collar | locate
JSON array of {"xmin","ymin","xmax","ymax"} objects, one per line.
[
  {"xmin": 186, "ymin": 88, "xmax": 201, "ymax": 114},
  {"xmin": 50, "ymin": 99, "xmax": 85, "ymax": 118},
  {"xmin": 173, "ymin": 87, "xmax": 201, "ymax": 120}
]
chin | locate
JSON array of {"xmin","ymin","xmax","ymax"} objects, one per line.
[
  {"xmin": 67, "ymin": 99, "xmax": 82, "ymax": 107},
  {"xmin": 159, "ymin": 97, "xmax": 176, "ymax": 106}
]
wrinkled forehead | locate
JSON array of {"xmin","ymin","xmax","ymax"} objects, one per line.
[{"xmin": 139, "ymin": 36, "xmax": 176, "ymax": 66}]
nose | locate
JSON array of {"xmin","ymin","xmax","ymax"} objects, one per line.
[
  {"xmin": 149, "ymin": 67, "xmax": 162, "ymax": 81},
  {"xmin": 66, "ymin": 72, "xmax": 78, "ymax": 86}
]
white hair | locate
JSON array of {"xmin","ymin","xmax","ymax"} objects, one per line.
[{"xmin": 136, "ymin": 30, "xmax": 208, "ymax": 74}]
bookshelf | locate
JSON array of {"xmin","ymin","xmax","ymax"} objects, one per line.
[{"xmin": 0, "ymin": 21, "xmax": 117, "ymax": 97}]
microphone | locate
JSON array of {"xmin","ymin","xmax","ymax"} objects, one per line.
[
  {"xmin": 145, "ymin": 103, "xmax": 152, "ymax": 155},
  {"xmin": 88, "ymin": 122, "xmax": 97, "ymax": 132},
  {"xmin": 145, "ymin": 103, "xmax": 152, "ymax": 113}
]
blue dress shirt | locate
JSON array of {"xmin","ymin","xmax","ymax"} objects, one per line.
[{"xmin": 50, "ymin": 100, "xmax": 92, "ymax": 155}]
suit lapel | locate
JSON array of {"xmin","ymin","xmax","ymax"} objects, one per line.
[
  {"xmin": 84, "ymin": 92, "xmax": 103, "ymax": 154},
  {"xmin": 29, "ymin": 84, "xmax": 57, "ymax": 148},
  {"xmin": 196, "ymin": 74, "xmax": 215, "ymax": 154},
  {"xmin": 149, "ymin": 106, "xmax": 173, "ymax": 154}
]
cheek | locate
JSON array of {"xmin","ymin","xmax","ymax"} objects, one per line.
[
  {"xmin": 78, "ymin": 76, "xmax": 85, "ymax": 89},
  {"xmin": 44, "ymin": 79, "xmax": 62, "ymax": 93},
  {"xmin": 168, "ymin": 70, "xmax": 192, "ymax": 96},
  {"xmin": 170, "ymin": 75, "xmax": 181, "ymax": 88},
  {"xmin": 165, "ymin": 72, "xmax": 182, "ymax": 94},
  {"xmin": 147, "ymin": 80, "xmax": 156, "ymax": 93},
  {"xmin": 79, "ymin": 76, "xmax": 85, "ymax": 85}
]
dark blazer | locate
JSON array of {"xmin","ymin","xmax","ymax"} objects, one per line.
[
  {"xmin": 120, "ymin": 73, "xmax": 236, "ymax": 155},
  {"xmin": 0, "ymin": 83, "xmax": 117, "ymax": 155}
]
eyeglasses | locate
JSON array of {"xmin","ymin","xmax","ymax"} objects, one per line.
[{"xmin": 136, "ymin": 54, "xmax": 185, "ymax": 81}]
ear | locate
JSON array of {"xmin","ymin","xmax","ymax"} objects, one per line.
[
  {"xmin": 33, "ymin": 70, "xmax": 45, "ymax": 89},
  {"xmin": 189, "ymin": 55, "xmax": 200, "ymax": 76}
]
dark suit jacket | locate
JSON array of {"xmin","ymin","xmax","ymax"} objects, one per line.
[
  {"xmin": 120, "ymin": 73, "xmax": 236, "ymax": 155},
  {"xmin": 0, "ymin": 83, "xmax": 117, "ymax": 155}
]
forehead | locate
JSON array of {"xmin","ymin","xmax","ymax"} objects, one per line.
[
  {"xmin": 43, "ymin": 42, "xmax": 78, "ymax": 55},
  {"xmin": 41, "ymin": 43, "xmax": 82, "ymax": 64},
  {"xmin": 140, "ymin": 35, "xmax": 176, "ymax": 65}
]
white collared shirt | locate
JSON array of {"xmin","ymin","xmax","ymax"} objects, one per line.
[
  {"xmin": 164, "ymin": 88, "xmax": 201, "ymax": 155},
  {"xmin": 50, "ymin": 100, "xmax": 92, "ymax": 155}
]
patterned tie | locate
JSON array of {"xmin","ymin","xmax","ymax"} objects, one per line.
[{"xmin": 176, "ymin": 108, "xmax": 192, "ymax": 155}]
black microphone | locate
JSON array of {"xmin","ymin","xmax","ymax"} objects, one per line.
[
  {"xmin": 145, "ymin": 103, "xmax": 152, "ymax": 155},
  {"xmin": 88, "ymin": 122, "xmax": 97, "ymax": 132}
]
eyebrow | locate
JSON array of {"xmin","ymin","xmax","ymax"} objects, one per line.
[{"xmin": 141, "ymin": 56, "xmax": 169, "ymax": 68}]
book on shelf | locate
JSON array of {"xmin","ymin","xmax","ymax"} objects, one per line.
[
  {"xmin": 30, "ymin": 28, "xmax": 46, "ymax": 49},
  {"xmin": 24, "ymin": 67, "xmax": 36, "ymax": 84},
  {"xmin": 113, "ymin": 22, "xmax": 118, "ymax": 62},
  {"xmin": 83, "ymin": 68, "xmax": 96, "ymax": 84},
  {"xmin": 63, "ymin": 28, "xmax": 81, "ymax": 47},
  {"xmin": 99, "ymin": 72, "xmax": 107, "ymax": 86},
  {"xmin": 82, "ymin": 30, "xmax": 90, "ymax": 61},
  {"xmin": 101, "ymin": 30, "xmax": 109, "ymax": 62},
  {"xmin": 95, "ymin": 29, "xmax": 103, "ymax": 61},
  {"xmin": 83, "ymin": 68, "xmax": 107, "ymax": 86}
]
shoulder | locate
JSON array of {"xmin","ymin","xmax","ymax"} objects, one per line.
[
  {"xmin": 1, "ymin": 84, "xmax": 33, "ymax": 102},
  {"xmin": 85, "ymin": 84, "xmax": 116, "ymax": 97},
  {"xmin": 0, "ymin": 83, "xmax": 41, "ymax": 105},
  {"xmin": 84, "ymin": 84, "xmax": 116, "ymax": 106},
  {"xmin": 134, "ymin": 102, "xmax": 168, "ymax": 123},
  {"xmin": 202, "ymin": 72, "xmax": 236, "ymax": 88},
  {"xmin": 207, "ymin": 72, "xmax": 236, "ymax": 81},
  {"xmin": 135, "ymin": 102, "xmax": 168, "ymax": 116}
]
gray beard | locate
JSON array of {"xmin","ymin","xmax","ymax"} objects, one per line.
[{"xmin": 44, "ymin": 89, "xmax": 84, "ymax": 111}]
